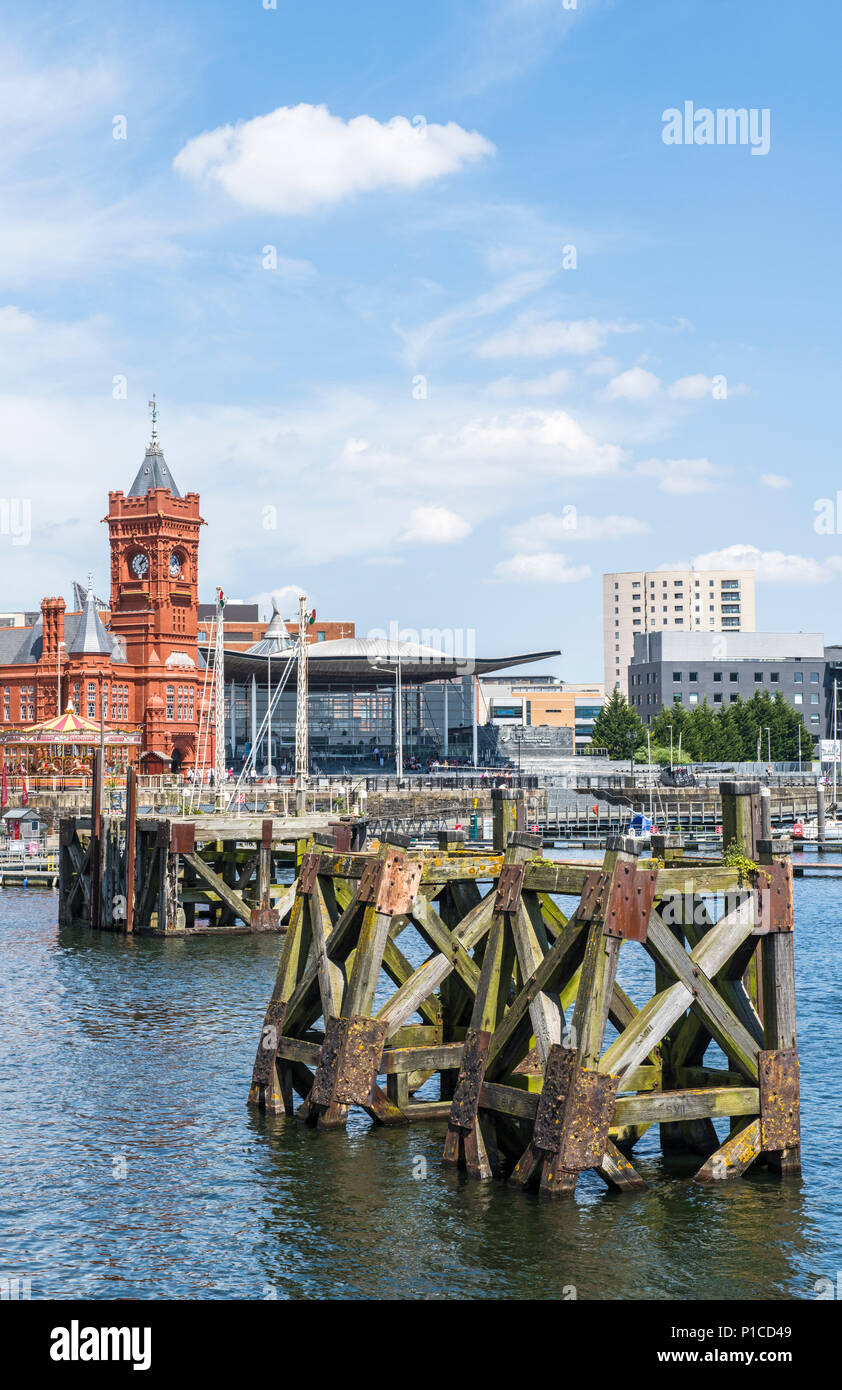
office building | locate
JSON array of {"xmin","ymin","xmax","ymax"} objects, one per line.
[{"xmin": 603, "ymin": 568, "xmax": 756, "ymax": 693}]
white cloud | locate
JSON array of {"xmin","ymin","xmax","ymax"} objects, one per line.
[
  {"xmin": 477, "ymin": 316, "xmax": 636, "ymax": 359},
  {"xmin": 636, "ymin": 457, "xmax": 722, "ymax": 494},
  {"xmin": 692, "ymin": 544, "xmax": 842, "ymax": 585},
  {"xmin": 494, "ymin": 552, "xmax": 591, "ymax": 583},
  {"xmin": 508, "ymin": 512, "xmax": 649, "ymax": 551},
  {"xmin": 400, "ymin": 506, "xmax": 472, "ymax": 544},
  {"xmin": 761, "ymin": 473, "xmax": 791, "ymax": 490},
  {"xmin": 605, "ymin": 367, "xmax": 661, "ymax": 400},
  {"xmin": 173, "ymin": 104, "xmax": 495, "ymax": 215},
  {"xmin": 667, "ymin": 373, "xmax": 715, "ymax": 400}
]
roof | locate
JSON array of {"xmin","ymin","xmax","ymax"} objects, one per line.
[
  {"xmin": 69, "ymin": 584, "xmax": 114, "ymax": 656},
  {"xmin": 206, "ymin": 637, "xmax": 562, "ymax": 687},
  {"xmin": 2, "ymin": 807, "xmax": 42, "ymax": 820},
  {"xmin": 128, "ymin": 443, "xmax": 181, "ymax": 499},
  {"xmin": 245, "ymin": 608, "xmax": 296, "ymax": 657}
]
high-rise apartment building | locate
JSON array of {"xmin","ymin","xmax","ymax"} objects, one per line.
[{"xmin": 603, "ymin": 568, "xmax": 756, "ymax": 693}]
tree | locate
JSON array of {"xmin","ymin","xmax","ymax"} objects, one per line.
[{"xmin": 590, "ymin": 689, "xmax": 646, "ymax": 759}]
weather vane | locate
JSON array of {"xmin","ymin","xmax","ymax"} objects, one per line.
[{"xmin": 148, "ymin": 394, "xmax": 158, "ymax": 446}]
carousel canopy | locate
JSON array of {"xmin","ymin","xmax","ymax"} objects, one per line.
[{"xmin": 0, "ymin": 703, "xmax": 142, "ymax": 747}]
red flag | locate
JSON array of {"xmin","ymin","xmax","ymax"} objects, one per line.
[
  {"xmin": 21, "ymin": 772, "xmax": 28, "ymax": 807},
  {"xmin": 1, "ymin": 760, "xmax": 7, "ymax": 810}
]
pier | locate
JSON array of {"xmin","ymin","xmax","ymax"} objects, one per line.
[{"xmin": 247, "ymin": 781, "xmax": 800, "ymax": 1192}]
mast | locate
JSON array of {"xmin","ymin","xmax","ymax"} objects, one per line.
[
  {"xmin": 295, "ymin": 594, "xmax": 309, "ymax": 813},
  {"xmin": 215, "ymin": 588, "xmax": 227, "ymax": 810}
]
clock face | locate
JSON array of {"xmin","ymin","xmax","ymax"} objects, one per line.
[
  {"xmin": 169, "ymin": 552, "xmax": 182, "ymax": 578},
  {"xmin": 131, "ymin": 552, "xmax": 149, "ymax": 579}
]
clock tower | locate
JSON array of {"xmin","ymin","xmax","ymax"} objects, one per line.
[{"xmin": 104, "ymin": 400, "xmax": 206, "ymax": 770}]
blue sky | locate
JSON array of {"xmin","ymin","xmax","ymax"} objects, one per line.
[{"xmin": 2, "ymin": 0, "xmax": 841, "ymax": 680}]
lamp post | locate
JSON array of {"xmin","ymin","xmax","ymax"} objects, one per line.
[{"xmin": 667, "ymin": 724, "xmax": 673, "ymax": 772}]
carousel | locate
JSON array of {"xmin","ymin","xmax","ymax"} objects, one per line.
[{"xmin": 0, "ymin": 702, "xmax": 143, "ymax": 787}]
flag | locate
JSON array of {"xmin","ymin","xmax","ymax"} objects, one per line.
[
  {"xmin": 21, "ymin": 772, "xmax": 28, "ymax": 807},
  {"xmin": 308, "ymin": 608, "xmax": 316, "ymax": 625},
  {"xmin": 1, "ymin": 760, "xmax": 7, "ymax": 810},
  {"xmin": 216, "ymin": 587, "xmax": 226, "ymax": 615}
]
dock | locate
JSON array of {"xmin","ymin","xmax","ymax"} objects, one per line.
[{"xmin": 247, "ymin": 780, "xmax": 801, "ymax": 1193}]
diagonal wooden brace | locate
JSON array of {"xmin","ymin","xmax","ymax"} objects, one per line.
[{"xmin": 249, "ymin": 999, "xmax": 287, "ymax": 1108}]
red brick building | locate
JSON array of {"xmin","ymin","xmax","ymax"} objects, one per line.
[{"xmin": 0, "ymin": 421, "xmax": 205, "ymax": 775}]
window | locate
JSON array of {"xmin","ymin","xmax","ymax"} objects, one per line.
[
  {"xmin": 632, "ymin": 581, "xmax": 640, "ymax": 588},
  {"xmin": 663, "ymin": 606, "xmax": 668, "ymax": 613},
  {"xmin": 675, "ymin": 617, "xmax": 684, "ymax": 624},
  {"xmin": 674, "ymin": 580, "xmax": 683, "ymax": 587},
  {"xmin": 689, "ymin": 694, "xmax": 698, "ymax": 705},
  {"xmin": 633, "ymin": 619, "xmax": 641, "ymax": 626},
  {"xmin": 811, "ymin": 694, "xmax": 820, "ymax": 705},
  {"xmin": 794, "ymin": 671, "xmax": 803, "ymax": 683},
  {"xmin": 673, "ymin": 694, "xmax": 682, "ymax": 704},
  {"xmin": 689, "ymin": 671, "xmax": 698, "ymax": 682},
  {"xmin": 730, "ymin": 693, "xmax": 739, "ymax": 703},
  {"xmin": 632, "ymin": 606, "xmax": 640, "ymax": 613},
  {"xmin": 721, "ymin": 604, "xmax": 741, "ymax": 613},
  {"xmin": 166, "ymin": 685, "xmax": 175, "ymax": 720},
  {"xmin": 673, "ymin": 672, "xmax": 682, "ymax": 682},
  {"xmin": 713, "ymin": 672, "xmax": 722, "ymax": 682},
  {"xmin": 754, "ymin": 672, "xmax": 763, "ymax": 682},
  {"xmin": 811, "ymin": 715, "xmax": 820, "ymax": 724},
  {"xmin": 87, "ymin": 682, "xmax": 97, "ymax": 719},
  {"xmin": 2, "ymin": 687, "xmax": 8, "ymax": 721},
  {"xmin": 811, "ymin": 672, "xmax": 820, "ymax": 683},
  {"xmin": 730, "ymin": 672, "xmax": 738, "ymax": 682},
  {"xmin": 721, "ymin": 580, "xmax": 740, "ymax": 589},
  {"xmin": 714, "ymin": 693, "xmax": 722, "ymax": 704},
  {"xmin": 722, "ymin": 618, "xmax": 740, "ymax": 627},
  {"xmin": 794, "ymin": 694, "xmax": 803, "ymax": 705},
  {"xmin": 675, "ymin": 605, "xmax": 684, "ymax": 612},
  {"xmin": 771, "ymin": 672, "xmax": 779, "ymax": 682}
]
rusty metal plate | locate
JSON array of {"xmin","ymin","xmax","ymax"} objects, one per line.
[
  {"xmin": 558, "ymin": 1069, "xmax": 619, "ymax": 1172},
  {"xmin": 308, "ymin": 1015, "xmax": 343, "ymax": 1107},
  {"xmin": 628, "ymin": 867, "xmax": 657, "ymax": 943},
  {"xmin": 578, "ymin": 870, "xmax": 608, "ymax": 923},
  {"xmin": 250, "ymin": 999, "xmax": 286, "ymax": 1089},
  {"xmin": 332, "ymin": 822, "xmax": 352, "ymax": 853},
  {"xmin": 759, "ymin": 1047, "xmax": 801, "ymax": 1150},
  {"xmin": 333, "ymin": 1016, "xmax": 389, "ymax": 1105},
  {"xmin": 449, "ymin": 1028, "xmax": 492, "ymax": 1130},
  {"xmin": 532, "ymin": 1044, "xmax": 577, "ymax": 1151},
  {"xmin": 251, "ymin": 905, "xmax": 280, "ymax": 932},
  {"xmin": 760, "ymin": 859, "xmax": 794, "ymax": 934},
  {"xmin": 297, "ymin": 852, "xmax": 321, "ymax": 896},
  {"xmin": 603, "ymin": 864, "xmax": 656, "ymax": 942},
  {"xmin": 357, "ymin": 858, "xmax": 384, "ymax": 905},
  {"xmin": 604, "ymin": 861, "xmax": 637, "ymax": 939},
  {"xmin": 375, "ymin": 851, "xmax": 423, "ymax": 915},
  {"xmin": 156, "ymin": 820, "xmax": 170, "ymax": 849},
  {"xmin": 170, "ymin": 822, "xmax": 195, "ymax": 855},
  {"xmin": 261, "ymin": 818, "xmax": 273, "ymax": 849},
  {"xmin": 494, "ymin": 863, "xmax": 525, "ymax": 913}
]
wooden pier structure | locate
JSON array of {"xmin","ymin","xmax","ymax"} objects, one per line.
[
  {"xmin": 57, "ymin": 761, "xmax": 351, "ymax": 934},
  {"xmin": 248, "ymin": 782, "xmax": 801, "ymax": 1192}
]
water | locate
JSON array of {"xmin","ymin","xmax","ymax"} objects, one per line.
[{"xmin": 1, "ymin": 853, "xmax": 840, "ymax": 1301}]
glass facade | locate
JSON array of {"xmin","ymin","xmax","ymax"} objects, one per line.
[{"xmin": 222, "ymin": 675, "xmax": 475, "ymax": 769}]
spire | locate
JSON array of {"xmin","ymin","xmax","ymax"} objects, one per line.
[{"xmin": 128, "ymin": 396, "xmax": 182, "ymax": 498}]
